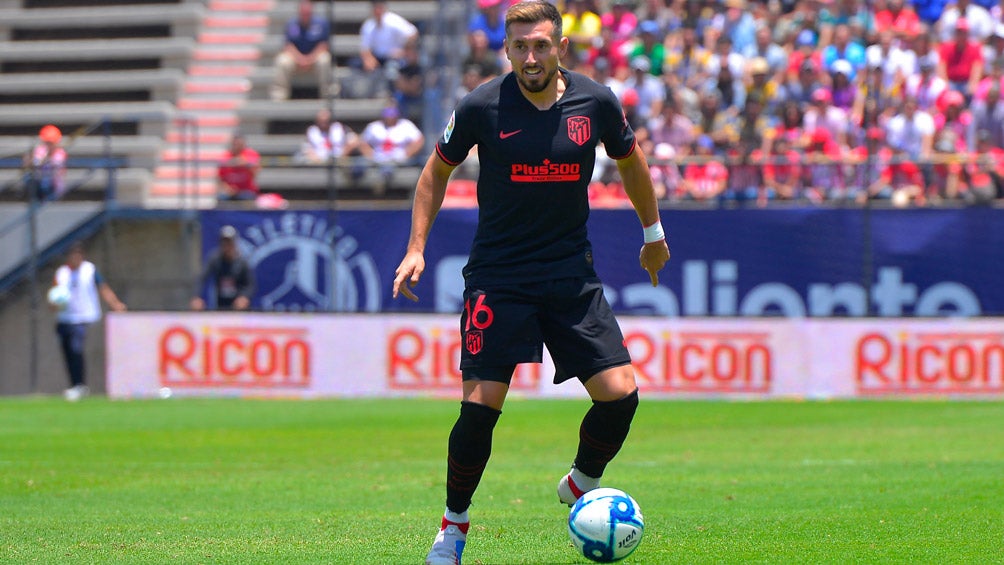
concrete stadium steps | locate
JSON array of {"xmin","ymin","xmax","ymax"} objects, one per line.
[
  {"xmin": 149, "ymin": 0, "xmax": 274, "ymax": 207},
  {"xmin": 0, "ymin": 69, "xmax": 185, "ymax": 104},
  {"xmin": 0, "ymin": 37, "xmax": 196, "ymax": 72},
  {"xmin": 0, "ymin": 3, "xmax": 204, "ymax": 39}
]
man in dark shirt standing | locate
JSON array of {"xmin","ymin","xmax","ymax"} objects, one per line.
[
  {"xmin": 191, "ymin": 225, "xmax": 255, "ymax": 311},
  {"xmin": 270, "ymin": 0, "xmax": 332, "ymax": 101},
  {"xmin": 391, "ymin": 3, "xmax": 670, "ymax": 564}
]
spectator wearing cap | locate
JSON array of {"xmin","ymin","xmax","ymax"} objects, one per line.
[
  {"xmin": 745, "ymin": 57, "xmax": 781, "ymax": 115},
  {"xmin": 358, "ymin": 103, "xmax": 425, "ymax": 195},
  {"xmin": 786, "ymin": 29, "xmax": 823, "ymax": 83},
  {"xmin": 829, "ymin": 60, "xmax": 858, "ymax": 111},
  {"xmin": 562, "ymin": 0, "xmax": 603, "ymax": 69},
  {"xmin": 935, "ymin": 89, "xmax": 976, "ymax": 151},
  {"xmin": 270, "ymin": 0, "xmax": 332, "ymax": 101},
  {"xmin": 623, "ymin": 55, "xmax": 666, "ymax": 122},
  {"xmin": 804, "ymin": 87, "xmax": 850, "ymax": 149},
  {"xmin": 905, "ymin": 54, "xmax": 949, "ymax": 110},
  {"xmin": 938, "ymin": 0, "xmax": 993, "ymax": 41},
  {"xmin": 627, "ymin": 20, "xmax": 666, "ymax": 76},
  {"xmin": 744, "ymin": 23, "xmax": 789, "ymax": 80},
  {"xmin": 191, "ymin": 225, "xmax": 255, "ymax": 311},
  {"xmin": 23, "ymin": 124, "xmax": 67, "ymax": 201},
  {"xmin": 779, "ymin": 58, "xmax": 824, "ymax": 106},
  {"xmin": 822, "ymin": 24, "xmax": 867, "ymax": 80},
  {"xmin": 971, "ymin": 84, "xmax": 1004, "ymax": 147},
  {"xmin": 938, "ymin": 17, "xmax": 985, "ymax": 94},
  {"xmin": 469, "ymin": 0, "xmax": 506, "ymax": 52},
  {"xmin": 217, "ymin": 133, "xmax": 261, "ymax": 202}
]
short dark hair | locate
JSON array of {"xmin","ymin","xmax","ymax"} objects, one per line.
[{"xmin": 505, "ymin": 0, "xmax": 563, "ymax": 40}]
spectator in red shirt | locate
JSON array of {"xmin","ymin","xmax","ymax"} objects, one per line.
[
  {"xmin": 802, "ymin": 127, "xmax": 846, "ymax": 202},
  {"xmin": 938, "ymin": 18, "xmax": 984, "ymax": 95},
  {"xmin": 881, "ymin": 141, "xmax": 927, "ymax": 206},
  {"xmin": 758, "ymin": 134, "xmax": 802, "ymax": 204},
  {"xmin": 966, "ymin": 128, "xmax": 1004, "ymax": 202},
  {"xmin": 874, "ymin": 0, "xmax": 921, "ymax": 37},
  {"xmin": 217, "ymin": 133, "xmax": 261, "ymax": 201},
  {"xmin": 681, "ymin": 135, "xmax": 728, "ymax": 203}
]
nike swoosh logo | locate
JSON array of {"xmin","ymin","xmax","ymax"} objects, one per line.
[{"xmin": 499, "ymin": 129, "xmax": 522, "ymax": 139}]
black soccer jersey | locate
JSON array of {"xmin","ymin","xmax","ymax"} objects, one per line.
[{"xmin": 436, "ymin": 69, "xmax": 636, "ymax": 286}]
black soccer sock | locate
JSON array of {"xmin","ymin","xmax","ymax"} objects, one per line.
[
  {"xmin": 574, "ymin": 389, "xmax": 639, "ymax": 479},
  {"xmin": 445, "ymin": 401, "xmax": 502, "ymax": 515}
]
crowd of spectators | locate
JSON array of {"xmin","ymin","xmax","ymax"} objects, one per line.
[
  {"xmin": 548, "ymin": 0, "xmax": 1004, "ymax": 207},
  {"xmin": 257, "ymin": 0, "xmax": 1004, "ymax": 207}
]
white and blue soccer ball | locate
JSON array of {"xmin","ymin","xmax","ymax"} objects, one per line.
[
  {"xmin": 47, "ymin": 285, "xmax": 70, "ymax": 310},
  {"xmin": 568, "ymin": 487, "xmax": 644, "ymax": 563}
]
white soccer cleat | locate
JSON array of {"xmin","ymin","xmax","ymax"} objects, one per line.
[
  {"xmin": 63, "ymin": 385, "xmax": 89, "ymax": 402},
  {"xmin": 425, "ymin": 522, "xmax": 467, "ymax": 565},
  {"xmin": 558, "ymin": 472, "xmax": 592, "ymax": 507}
]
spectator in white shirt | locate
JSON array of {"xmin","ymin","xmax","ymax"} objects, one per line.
[{"xmin": 358, "ymin": 104, "xmax": 425, "ymax": 194}]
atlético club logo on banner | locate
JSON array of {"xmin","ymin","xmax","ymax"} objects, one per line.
[{"xmin": 567, "ymin": 116, "xmax": 591, "ymax": 146}]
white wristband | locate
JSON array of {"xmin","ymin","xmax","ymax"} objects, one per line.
[{"xmin": 643, "ymin": 221, "xmax": 665, "ymax": 244}]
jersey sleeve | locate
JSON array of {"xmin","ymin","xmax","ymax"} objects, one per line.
[
  {"xmin": 597, "ymin": 85, "xmax": 636, "ymax": 160},
  {"xmin": 435, "ymin": 95, "xmax": 480, "ymax": 166}
]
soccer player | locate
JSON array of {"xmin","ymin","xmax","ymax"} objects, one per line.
[{"xmin": 390, "ymin": 3, "xmax": 671, "ymax": 563}]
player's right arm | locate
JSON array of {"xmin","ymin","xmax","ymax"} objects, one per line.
[{"xmin": 392, "ymin": 152, "xmax": 457, "ymax": 301}]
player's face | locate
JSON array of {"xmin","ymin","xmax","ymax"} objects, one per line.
[{"xmin": 505, "ymin": 20, "xmax": 567, "ymax": 94}]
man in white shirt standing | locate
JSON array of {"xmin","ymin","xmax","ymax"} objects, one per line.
[{"xmin": 49, "ymin": 242, "xmax": 126, "ymax": 401}]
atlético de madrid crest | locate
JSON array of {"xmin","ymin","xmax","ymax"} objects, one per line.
[{"xmin": 567, "ymin": 116, "xmax": 591, "ymax": 146}]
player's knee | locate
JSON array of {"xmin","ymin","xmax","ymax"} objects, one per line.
[{"xmin": 584, "ymin": 365, "xmax": 637, "ymax": 401}]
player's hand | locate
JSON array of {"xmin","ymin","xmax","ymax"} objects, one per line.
[
  {"xmin": 393, "ymin": 251, "xmax": 425, "ymax": 302},
  {"xmin": 640, "ymin": 240, "xmax": 670, "ymax": 287}
]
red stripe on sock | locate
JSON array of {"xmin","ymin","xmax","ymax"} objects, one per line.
[
  {"xmin": 567, "ymin": 474, "xmax": 586, "ymax": 499},
  {"xmin": 441, "ymin": 517, "xmax": 470, "ymax": 534}
]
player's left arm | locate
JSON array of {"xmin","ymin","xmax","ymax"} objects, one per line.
[{"xmin": 616, "ymin": 148, "xmax": 670, "ymax": 287}]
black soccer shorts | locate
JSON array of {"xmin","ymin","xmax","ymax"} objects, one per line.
[{"xmin": 458, "ymin": 277, "xmax": 632, "ymax": 385}]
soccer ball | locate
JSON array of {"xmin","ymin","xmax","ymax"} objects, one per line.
[
  {"xmin": 47, "ymin": 285, "xmax": 70, "ymax": 309},
  {"xmin": 568, "ymin": 488, "xmax": 644, "ymax": 563}
]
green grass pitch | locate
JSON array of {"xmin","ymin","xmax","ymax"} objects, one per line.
[{"xmin": 2, "ymin": 397, "xmax": 1003, "ymax": 564}]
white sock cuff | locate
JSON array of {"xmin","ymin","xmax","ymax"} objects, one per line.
[
  {"xmin": 570, "ymin": 467, "xmax": 600, "ymax": 489},
  {"xmin": 444, "ymin": 508, "xmax": 469, "ymax": 524}
]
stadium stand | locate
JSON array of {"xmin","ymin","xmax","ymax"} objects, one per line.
[{"xmin": 0, "ymin": 0, "xmax": 461, "ymax": 207}]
